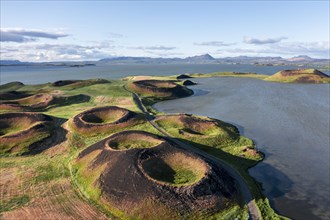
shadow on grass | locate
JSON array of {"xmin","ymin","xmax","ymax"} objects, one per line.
[
  {"xmin": 142, "ymin": 158, "xmax": 176, "ymax": 183},
  {"xmin": 24, "ymin": 116, "xmax": 68, "ymax": 155},
  {"xmin": 54, "ymin": 94, "xmax": 91, "ymax": 107}
]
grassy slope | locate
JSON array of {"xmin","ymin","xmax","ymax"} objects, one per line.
[
  {"xmin": 1, "ymin": 77, "xmax": 285, "ymax": 219},
  {"xmin": 264, "ymin": 69, "xmax": 330, "ymax": 83},
  {"xmin": 185, "ymin": 70, "xmax": 329, "ymax": 84},
  {"xmin": 188, "ymin": 71, "xmax": 268, "ymax": 79}
]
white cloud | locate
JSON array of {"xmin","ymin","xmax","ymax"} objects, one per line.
[
  {"xmin": 131, "ymin": 45, "xmax": 176, "ymax": 51},
  {"xmin": 0, "ymin": 41, "xmax": 115, "ymax": 61},
  {"xmin": 0, "ymin": 28, "xmax": 68, "ymax": 42},
  {"xmin": 216, "ymin": 41, "xmax": 330, "ymax": 58},
  {"xmin": 244, "ymin": 36, "xmax": 287, "ymax": 45},
  {"xmin": 194, "ymin": 41, "xmax": 235, "ymax": 47}
]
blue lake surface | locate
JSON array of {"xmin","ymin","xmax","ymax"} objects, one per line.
[
  {"xmin": 155, "ymin": 77, "xmax": 330, "ymax": 220},
  {"xmin": 1, "ymin": 63, "xmax": 328, "ymax": 84}
]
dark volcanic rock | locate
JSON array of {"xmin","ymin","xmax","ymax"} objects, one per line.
[
  {"xmin": 182, "ymin": 80, "xmax": 197, "ymax": 86},
  {"xmin": 176, "ymin": 74, "xmax": 192, "ymax": 79},
  {"xmin": 52, "ymin": 80, "xmax": 81, "ymax": 86}
]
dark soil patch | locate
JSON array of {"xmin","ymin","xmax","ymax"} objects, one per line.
[{"xmin": 52, "ymin": 80, "xmax": 81, "ymax": 86}]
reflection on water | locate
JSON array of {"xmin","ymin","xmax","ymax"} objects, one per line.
[{"xmin": 154, "ymin": 77, "xmax": 330, "ymax": 220}]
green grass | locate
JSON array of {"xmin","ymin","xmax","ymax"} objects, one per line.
[
  {"xmin": 0, "ymin": 130, "xmax": 51, "ymax": 155},
  {"xmin": 187, "ymin": 71, "xmax": 268, "ymax": 79},
  {"xmin": 0, "ymin": 124, "xmax": 25, "ymax": 136},
  {"xmin": 142, "ymin": 153, "xmax": 206, "ymax": 186},
  {"xmin": 108, "ymin": 139, "xmax": 160, "ymax": 150},
  {"xmin": 143, "ymin": 160, "xmax": 199, "ymax": 185},
  {"xmin": 0, "ymin": 82, "xmax": 24, "ymax": 92},
  {"xmin": 33, "ymin": 161, "xmax": 70, "ymax": 183},
  {"xmin": 0, "ymin": 195, "xmax": 30, "ymax": 212}
]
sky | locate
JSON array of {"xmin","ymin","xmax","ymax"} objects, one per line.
[{"xmin": 1, "ymin": 0, "xmax": 329, "ymax": 61}]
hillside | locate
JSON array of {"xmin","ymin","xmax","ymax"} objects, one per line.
[{"xmin": 265, "ymin": 69, "xmax": 330, "ymax": 83}]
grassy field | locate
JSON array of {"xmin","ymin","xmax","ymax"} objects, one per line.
[
  {"xmin": 184, "ymin": 69, "xmax": 330, "ymax": 84},
  {"xmin": 188, "ymin": 71, "xmax": 268, "ymax": 79},
  {"xmin": 0, "ymin": 77, "xmax": 286, "ymax": 219}
]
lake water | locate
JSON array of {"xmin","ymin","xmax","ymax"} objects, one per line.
[
  {"xmin": 1, "ymin": 63, "xmax": 328, "ymax": 85},
  {"xmin": 154, "ymin": 77, "xmax": 330, "ymax": 220}
]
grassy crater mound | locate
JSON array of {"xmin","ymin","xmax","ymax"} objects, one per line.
[
  {"xmin": 155, "ymin": 114, "xmax": 239, "ymax": 146},
  {"xmin": 51, "ymin": 78, "xmax": 109, "ymax": 89},
  {"xmin": 70, "ymin": 106, "xmax": 139, "ymax": 135},
  {"xmin": 141, "ymin": 152, "xmax": 207, "ymax": 185},
  {"xmin": 0, "ymin": 91, "xmax": 31, "ymax": 100},
  {"xmin": 105, "ymin": 130, "xmax": 164, "ymax": 150},
  {"xmin": 128, "ymin": 80, "xmax": 193, "ymax": 98},
  {"xmin": 265, "ymin": 68, "xmax": 330, "ymax": 83},
  {"xmin": 74, "ymin": 131, "xmax": 238, "ymax": 219},
  {"xmin": 0, "ymin": 112, "xmax": 53, "ymax": 155},
  {"xmin": 0, "ymin": 93, "xmax": 54, "ymax": 108},
  {"xmin": 0, "ymin": 93, "xmax": 90, "ymax": 110}
]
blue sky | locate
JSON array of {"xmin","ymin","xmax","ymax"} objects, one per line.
[{"xmin": 1, "ymin": 1, "xmax": 329, "ymax": 61}]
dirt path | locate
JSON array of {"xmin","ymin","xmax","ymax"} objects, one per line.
[{"xmin": 129, "ymin": 89, "xmax": 261, "ymax": 220}]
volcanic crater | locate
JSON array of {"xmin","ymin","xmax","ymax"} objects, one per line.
[
  {"xmin": 128, "ymin": 80, "xmax": 193, "ymax": 98},
  {"xmin": 51, "ymin": 78, "xmax": 109, "ymax": 89},
  {"xmin": 75, "ymin": 130, "xmax": 239, "ymax": 218},
  {"xmin": 0, "ymin": 92, "xmax": 90, "ymax": 111},
  {"xmin": 0, "ymin": 112, "xmax": 54, "ymax": 154},
  {"xmin": 70, "ymin": 106, "xmax": 140, "ymax": 135},
  {"xmin": 155, "ymin": 114, "xmax": 239, "ymax": 146}
]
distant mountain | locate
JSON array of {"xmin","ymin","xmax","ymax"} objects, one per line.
[
  {"xmin": 0, "ymin": 60, "xmax": 29, "ymax": 66},
  {"xmin": 1, "ymin": 54, "xmax": 329, "ymax": 66},
  {"xmin": 221, "ymin": 56, "xmax": 285, "ymax": 63},
  {"xmin": 99, "ymin": 54, "xmax": 216, "ymax": 64},
  {"xmin": 286, "ymin": 55, "xmax": 316, "ymax": 62},
  {"xmin": 184, "ymin": 54, "xmax": 215, "ymax": 63},
  {"xmin": 0, "ymin": 60, "xmax": 96, "ymax": 67}
]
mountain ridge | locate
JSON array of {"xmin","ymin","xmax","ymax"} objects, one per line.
[{"xmin": 1, "ymin": 54, "xmax": 329, "ymax": 66}]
